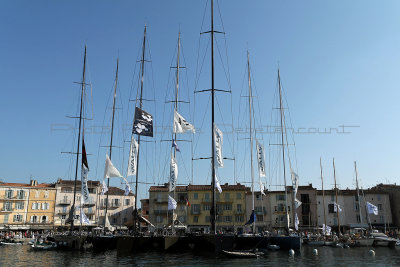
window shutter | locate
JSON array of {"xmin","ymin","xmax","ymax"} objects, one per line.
[{"xmin": 32, "ymin": 203, "xmax": 35, "ymax": 210}]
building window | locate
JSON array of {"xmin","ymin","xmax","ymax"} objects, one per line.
[
  {"xmin": 18, "ymin": 190, "xmax": 25, "ymax": 199},
  {"xmin": 16, "ymin": 202, "xmax": 24, "ymax": 210},
  {"xmin": 125, "ymin": 199, "xmax": 130, "ymax": 205},
  {"xmin": 192, "ymin": 204, "xmax": 200, "ymax": 214},
  {"xmin": 235, "ymin": 215, "xmax": 244, "ymax": 222},
  {"xmin": 225, "ymin": 193, "xmax": 230, "ymax": 200},
  {"xmin": 331, "ymin": 195, "xmax": 335, "ymax": 201},
  {"xmin": 328, "ymin": 204, "xmax": 336, "ymax": 213},
  {"xmin": 255, "ymin": 206, "xmax": 263, "ymax": 213},
  {"xmin": 193, "ymin": 216, "xmax": 199, "ymax": 223},
  {"xmin": 205, "ymin": 216, "xmax": 210, "ymax": 223},
  {"xmin": 44, "ymin": 191, "xmax": 49, "ymax": 198},
  {"xmin": 354, "ymin": 203, "xmax": 359, "ymax": 211},
  {"xmin": 236, "ymin": 193, "xmax": 242, "ymax": 199},
  {"xmin": 356, "ymin": 215, "xmax": 361, "ymax": 223},
  {"xmin": 88, "ymin": 188, "xmax": 95, "ymax": 194},
  {"xmin": 62, "ymin": 187, "xmax": 72, "ymax": 193},
  {"xmin": 5, "ymin": 202, "xmax": 12, "ymax": 211},
  {"xmin": 204, "ymin": 193, "xmax": 210, "ymax": 200},
  {"xmin": 61, "ymin": 215, "xmax": 66, "ymax": 220},
  {"xmin": 193, "ymin": 193, "xmax": 198, "ymax": 200},
  {"xmin": 4, "ymin": 214, "xmax": 9, "ymax": 223},
  {"xmin": 380, "ymin": 216, "xmax": 384, "ymax": 223},
  {"xmin": 42, "ymin": 216, "xmax": 47, "ymax": 223},
  {"xmin": 237, "ymin": 204, "xmax": 242, "ymax": 212},
  {"xmin": 256, "ymin": 215, "xmax": 263, "ymax": 222},
  {"xmin": 31, "ymin": 216, "xmax": 38, "ymax": 223},
  {"xmin": 6, "ymin": 190, "xmax": 13, "ymax": 199},
  {"xmin": 223, "ymin": 204, "xmax": 232, "ymax": 211},
  {"xmin": 32, "ymin": 202, "xmax": 39, "ymax": 210},
  {"xmin": 354, "ymin": 195, "xmax": 359, "ymax": 202},
  {"xmin": 378, "ymin": 204, "xmax": 382, "ymax": 211},
  {"xmin": 203, "ymin": 204, "xmax": 211, "ymax": 211},
  {"xmin": 42, "ymin": 203, "xmax": 50, "ymax": 210},
  {"xmin": 276, "ymin": 194, "xmax": 285, "ymax": 201},
  {"xmin": 156, "ymin": 216, "xmax": 162, "ymax": 223},
  {"xmin": 123, "ymin": 217, "xmax": 127, "ymax": 223},
  {"xmin": 223, "ymin": 216, "xmax": 232, "ymax": 222},
  {"xmin": 62, "ymin": 206, "xmax": 67, "ymax": 213},
  {"xmin": 13, "ymin": 215, "xmax": 23, "ymax": 222},
  {"xmin": 256, "ymin": 194, "xmax": 261, "ymax": 200},
  {"xmin": 35, "ymin": 190, "xmax": 40, "ymax": 198},
  {"xmin": 377, "ymin": 195, "xmax": 381, "ymax": 201},
  {"xmin": 277, "ymin": 203, "xmax": 285, "ymax": 212}
]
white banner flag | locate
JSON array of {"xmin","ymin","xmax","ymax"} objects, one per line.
[
  {"xmin": 215, "ymin": 174, "xmax": 222, "ymax": 193},
  {"xmin": 291, "ymin": 170, "xmax": 299, "ymax": 196},
  {"xmin": 260, "ymin": 182, "xmax": 266, "ymax": 196},
  {"xmin": 333, "ymin": 202, "xmax": 342, "ymax": 213},
  {"xmin": 322, "ymin": 224, "xmax": 331, "ymax": 235},
  {"xmin": 168, "ymin": 195, "xmax": 177, "ymax": 210},
  {"xmin": 122, "ymin": 177, "xmax": 132, "ymax": 196},
  {"xmin": 173, "ymin": 110, "xmax": 195, "ymax": 133},
  {"xmin": 214, "ymin": 123, "xmax": 224, "ymax": 168},
  {"xmin": 295, "ymin": 212, "xmax": 299, "ymax": 231},
  {"xmin": 127, "ymin": 136, "xmax": 138, "ymax": 177},
  {"xmin": 104, "ymin": 154, "xmax": 123, "ymax": 179},
  {"xmin": 294, "ymin": 198, "xmax": 302, "ymax": 209},
  {"xmin": 169, "ymin": 154, "xmax": 178, "ymax": 192},
  {"xmin": 101, "ymin": 180, "xmax": 108, "ymax": 196},
  {"xmin": 256, "ymin": 141, "xmax": 266, "ymax": 177},
  {"xmin": 366, "ymin": 201, "xmax": 378, "ymax": 215},
  {"xmin": 79, "ymin": 207, "xmax": 90, "ymax": 225},
  {"xmin": 81, "ymin": 139, "xmax": 91, "ymax": 205}
]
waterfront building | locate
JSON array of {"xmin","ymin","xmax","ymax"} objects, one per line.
[
  {"xmin": 140, "ymin": 198, "xmax": 150, "ymax": 229},
  {"xmin": 53, "ymin": 179, "xmax": 99, "ymax": 228},
  {"xmin": 370, "ymin": 183, "xmax": 400, "ymax": 228},
  {"xmin": 292, "ymin": 184, "xmax": 318, "ymax": 230},
  {"xmin": 148, "ymin": 183, "xmax": 247, "ymax": 233},
  {"xmin": 26, "ymin": 180, "xmax": 56, "ymax": 231},
  {"xmin": 97, "ymin": 186, "xmax": 135, "ymax": 229},
  {"xmin": 0, "ymin": 181, "xmax": 31, "ymax": 231},
  {"xmin": 245, "ymin": 190, "xmax": 269, "ymax": 233},
  {"xmin": 317, "ymin": 188, "xmax": 392, "ymax": 231},
  {"xmin": 268, "ymin": 190, "xmax": 294, "ymax": 230}
]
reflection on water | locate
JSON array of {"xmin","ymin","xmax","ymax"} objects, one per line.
[{"xmin": 1, "ymin": 245, "xmax": 400, "ymax": 266}]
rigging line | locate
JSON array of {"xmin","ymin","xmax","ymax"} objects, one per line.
[
  {"xmin": 192, "ymin": 94, "xmax": 211, "ymax": 155},
  {"xmin": 215, "ymin": 96, "xmax": 235, "ymax": 157},
  {"xmin": 194, "ymin": 35, "xmax": 211, "ymax": 92},
  {"xmin": 214, "ymin": 37, "xmax": 231, "ymax": 91}
]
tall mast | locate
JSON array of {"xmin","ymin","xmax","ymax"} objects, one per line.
[
  {"xmin": 170, "ymin": 32, "xmax": 181, "ymax": 235},
  {"xmin": 103, "ymin": 59, "xmax": 119, "ymax": 233},
  {"xmin": 277, "ymin": 69, "xmax": 290, "ymax": 233},
  {"xmin": 210, "ymin": 0, "xmax": 217, "ymax": 235},
  {"xmin": 320, "ymin": 158, "xmax": 327, "ymax": 237},
  {"xmin": 247, "ymin": 51, "xmax": 255, "ymax": 233},
  {"xmin": 133, "ymin": 26, "xmax": 147, "ymax": 234},
  {"xmin": 354, "ymin": 161, "xmax": 363, "ymax": 227},
  {"xmin": 70, "ymin": 45, "xmax": 87, "ymax": 233},
  {"xmin": 333, "ymin": 158, "xmax": 341, "ymax": 235}
]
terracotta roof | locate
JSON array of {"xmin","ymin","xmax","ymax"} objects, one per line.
[
  {"xmin": 104, "ymin": 186, "xmax": 134, "ymax": 196},
  {"xmin": 316, "ymin": 188, "xmax": 389, "ymax": 195},
  {"xmin": 149, "ymin": 184, "xmax": 248, "ymax": 192},
  {"xmin": 0, "ymin": 183, "xmax": 55, "ymax": 188}
]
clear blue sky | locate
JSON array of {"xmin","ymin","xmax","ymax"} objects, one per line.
[{"xmin": 1, "ymin": 0, "xmax": 400, "ymax": 202}]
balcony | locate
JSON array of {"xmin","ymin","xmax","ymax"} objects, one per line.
[
  {"xmin": 100, "ymin": 202, "xmax": 121, "ymax": 209},
  {"xmin": 0, "ymin": 208, "xmax": 14, "ymax": 213},
  {"xmin": 82, "ymin": 201, "xmax": 96, "ymax": 207},
  {"xmin": 58, "ymin": 199, "xmax": 71, "ymax": 205},
  {"xmin": 1, "ymin": 196, "xmax": 26, "ymax": 201},
  {"xmin": 58, "ymin": 211, "xmax": 68, "ymax": 215}
]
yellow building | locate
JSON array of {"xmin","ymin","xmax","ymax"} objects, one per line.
[
  {"xmin": 26, "ymin": 180, "xmax": 57, "ymax": 230},
  {"xmin": 0, "ymin": 182, "xmax": 30, "ymax": 231},
  {"xmin": 187, "ymin": 184, "xmax": 248, "ymax": 233}
]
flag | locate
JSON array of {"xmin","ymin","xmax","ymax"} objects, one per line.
[
  {"xmin": 173, "ymin": 110, "xmax": 195, "ymax": 133},
  {"xmin": 168, "ymin": 195, "xmax": 177, "ymax": 210},
  {"xmin": 322, "ymin": 224, "xmax": 331, "ymax": 235},
  {"xmin": 215, "ymin": 174, "xmax": 222, "ymax": 193},
  {"xmin": 133, "ymin": 107, "xmax": 153, "ymax": 137},
  {"xmin": 245, "ymin": 210, "xmax": 256, "ymax": 225},
  {"xmin": 256, "ymin": 141, "xmax": 266, "ymax": 177},
  {"xmin": 172, "ymin": 139, "xmax": 180, "ymax": 152},
  {"xmin": 79, "ymin": 207, "xmax": 90, "ymax": 225},
  {"xmin": 260, "ymin": 182, "xmax": 266, "ymax": 196},
  {"xmin": 295, "ymin": 212, "xmax": 299, "ymax": 231},
  {"xmin": 81, "ymin": 138, "xmax": 90, "ymax": 204},
  {"xmin": 101, "ymin": 180, "xmax": 108, "ymax": 195},
  {"xmin": 169, "ymin": 154, "xmax": 178, "ymax": 192},
  {"xmin": 127, "ymin": 136, "xmax": 138, "ymax": 177},
  {"xmin": 104, "ymin": 154, "xmax": 123, "ymax": 179},
  {"xmin": 291, "ymin": 170, "xmax": 299, "ymax": 196},
  {"xmin": 333, "ymin": 202, "xmax": 342, "ymax": 213},
  {"xmin": 366, "ymin": 201, "xmax": 378, "ymax": 215},
  {"xmin": 186, "ymin": 199, "xmax": 191, "ymax": 207},
  {"xmin": 294, "ymin": 198, "xmax": 302, "ymax": 209},
  {"xmin": 123, "ymin": 177, "xmax": 132, "ymax": 196},
  {"xmin": 214, "ymin": 123, "xmax": 224, "ymax": 168}
]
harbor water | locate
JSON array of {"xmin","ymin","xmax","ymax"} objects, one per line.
[{"xmin": 1, "ymin": 245, "xmax": 400, "ymax": 266}]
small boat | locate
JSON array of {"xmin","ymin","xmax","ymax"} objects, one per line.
[
  {"xmin": 267, "ymin": 244, "xmax": 280, "ymax": 250},
  {"xmin": 31, "ymin": 241, "xmax": 57, "ymax": 251},
  {"xmin": 0, "ymin": 240, "xmax": 24, "ymax": 245},
  {"xmin": 307, "ymin": 240, "xmax": 325, "ymax": 246},
  {"xmin": 221, "ymin": 250, "xmax": 264, "ymax": 258},
  {"xmin": 353, "ymin": 238, "xmax": 374, "ymax": 247}
]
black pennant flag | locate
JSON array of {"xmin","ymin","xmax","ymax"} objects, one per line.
[{"xmin": 133, "ymin": 107, "xmax": 153, "ymax": 137}]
